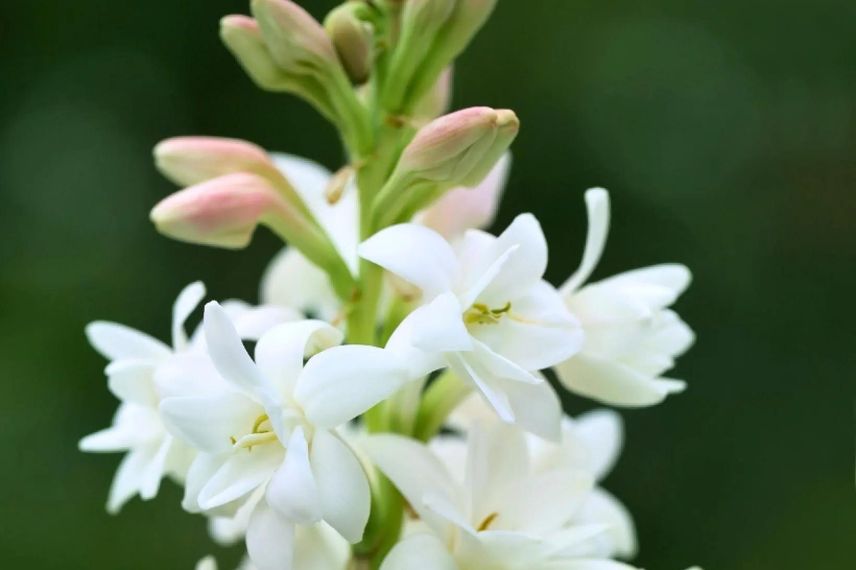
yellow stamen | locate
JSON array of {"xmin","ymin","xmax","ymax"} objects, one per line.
[
  {"xmin": 463, "ymin": 302, "xmax": 512, "ymax": 325},
  {"xmin": 477, "ymin": 512, "xmax": 499, "ymax": 531}
]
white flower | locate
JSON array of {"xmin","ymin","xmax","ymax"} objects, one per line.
[
  {"xmin": 160, "ymin": 302, "xmax": 408, "ymax": 570},
  {"xmin": 359, "ymin": 214, "xmax": 583, "ymax": 439},
  {"xmin": 447, "ymin": 396, "xmax": 636, "ymax": 560},
  {"xmin": 365, "ymin": 423, "xmax": 638, "ymax": 570},
  {"xmin": 555, "ymin": 188, "xmax": 695, "ymax": 407},
  {"xmin": 80, "ymin": 282, "xmax": 292, "ymax": 513},
  {"xmin": 260, "ymin": 153, "xmax": 510, "ymax": 323}
]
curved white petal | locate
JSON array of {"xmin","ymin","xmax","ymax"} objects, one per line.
[
  {"xmin": 295, "ymin": 345, "xmax": 407, "ymax": 429},
  {"xmin": 198, "ymin": 444, "xmax": 284, "ymax": 510},
  {"xmin": 385, "ymin": 303, "xmax": 456, "ymax": 379},
  {"xmin": 260, "ymin": 248, "xmax": 342, "ymax": 322},
  {"xmin": 293, "ymin": 523, "xmax": 351, "ymax": 570},
  {"xmin": 255, "ymin": 320, "xmax": 343, "ymax": 397},
  {"xmin": 160, "ymin": 393, "xmax": 260, "ymax": 454},
  {"xmin": 106, "ymin": 447, "xmax": 150, "ymax": 513},
  {"xmin": 503, "ymin": 469, "xmax": 594, "ymax": 535},
  {"xmin": 203, "ymin": 302, "xmax": 272, "ymax": 400},
  {"xmin": 267, "ymin": 427, "xmax": 322, "ymax": 524},
  {"xmin": 172, "ymin": 281, "xmax": 206, "ymax": 349},
  {"xmin": 138, "ymin": 436, "xmax": 172, "ymax": 500},
  {"xmin": 359, "ymin": 224, "xmax": 459, "ymax": 299},
  {"xmin": 479, "ymin": 213, "xmax": 549, "ymax": 304},
  {"xmin": 86, "ymin": 321, "xmax": 171, "ymax": 362},
  {"xmin": 105, "ymin": 360, "xmax": 158, "ymax": 406},
  {"xmin": 448, "ymin": 352, "xmax": 515, "ymax": 423},
  {"xmin": 381, "ymin": 533, "xmax": 458, "ymax": 570},
  {"xmin": 574, "ymin": 410, "xmax": 624, "ymax": 481},
  {"xmin": 555, "ymin": 353, "xmax": 686, "ymax": 407},
  {"xmin": 220, "ymin": 299, "xmax": 302, "ymax": 341},
  {"xmin": 246, "ymin": 500, "xmax": 295, "ymax": 570},
  {"xmin": 196, "ymin": 556, "xmax": 218, "ymax": 570},
  {"xmin": 498, "ymin": 374, "xmax": 563, "ymax": 441},
  {"xmin": 595, "ymin": 264, "xmax": 691, "ymax": 310},
  {"xmin": 310, "ymin": 430, "xmax": 370, "ymax": 543},
  {"xmin": 362, "ymin": 434, "xmax": 461, "ymax": 539},
  {"xmin": 576, "ymin": 488, "xmax": 638, "ymax": 559},
  {"xmin": 407, "ymin": 293, "xmax": 472, "ymax": 353},
  {"xmin": 466, "ymin": 422, "xmax": 529, "ymax": 523},
  {"xmin": 561, "ymin": 188, "xmax": 611, "ymax": 295}
]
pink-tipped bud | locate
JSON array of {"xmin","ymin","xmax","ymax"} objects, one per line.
[
  {"xmin": 398, "ymin": 107, "xmax": 517, "ymax": 186},
  {"xmin": 150, "ymin": 173, "xmax": 290, "ymax": 249},
  {"xmin": 251, "ymin": 0, "xmax": 338, "ymax": 76},
  {"xmin": 154, "ymin": 136, "xmax": 284, "ymax": 188}
]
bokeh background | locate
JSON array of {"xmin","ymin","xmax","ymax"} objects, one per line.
[{"xmin": 1, "ymin": 0, "xmax": 854, "ymax": 568}]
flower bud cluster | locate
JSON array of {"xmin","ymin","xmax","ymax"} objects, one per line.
[{"xmin": 80, "ymin": 2, "xmax": 701, "ymax": 570}]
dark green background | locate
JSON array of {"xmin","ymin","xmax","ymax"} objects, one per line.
[{"xmin": 1, "ymin": 1, "xmax": 853, "ymax": 568}]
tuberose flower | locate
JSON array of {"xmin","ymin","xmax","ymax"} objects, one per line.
[
  {"xmin": 365, "ymin": 423, "xmax": 638, "ymax": 570},
  {"xmin": 160, "ymin": 302, "xmax": 407, "ymax": 570},
  {"xmin": 555, "ymin": 189, "xmax": 695, "ymax": 406},
  {"xmin": 80, "ymin": 283, "xmax": 293, "ymax": 513},
  {"xmin": 359, "ymin": 214, "xmax": 583, "ymax": 439}
]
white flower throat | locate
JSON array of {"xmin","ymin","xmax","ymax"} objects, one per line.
[{"xmin": 231, "ymin": 413, "xmax": 277, "ymax": 450}]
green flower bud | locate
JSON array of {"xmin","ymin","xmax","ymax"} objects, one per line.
[{"xmin": 325, "ymin": 3, "xmax": 374, "ymax": 85}]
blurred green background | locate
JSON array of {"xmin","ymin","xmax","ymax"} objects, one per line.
[{"xmin": 1, "ymin": 0, "xmax": 854, "ymax": 568}]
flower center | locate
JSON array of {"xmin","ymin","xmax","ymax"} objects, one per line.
[
  {"xmin": 463, "ymin": 301, "xmax": 512, "ymax": 326},
  {"xmin": 230, "ymin": 413, "xmax": 277, "ymax": 450}
]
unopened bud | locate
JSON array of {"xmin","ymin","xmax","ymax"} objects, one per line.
[
  {"xmin": 383, "ymin": 0, "xmax": 456, "ymax": 111},
  {"xmin": 325, "ymin": 4, "xmax": 373, "ymax": 85},
  {"xmin": 220, "ymin": 15, "xmax": 298, "ymax": 92},
  {"xmin": 150, "ymin": 173, "xmax": 294, "ymax": 249},
  {"xmin": 251, "ymin": 0, "xmax": 338, "ymax": 77},
  {"xmin": 398, "ymin": 107, "xmax": 515, "ymax": 185},
  {"xmin": 457, "ymin": 109, "xmax": 519, "ymax": 187},
  {"xmin": 154, "ymin": 137, "xmax": 283, "ymax": 188},
  {"xmin": 405, "ymin": 0, "xmax": 498, "ymax": 111}
]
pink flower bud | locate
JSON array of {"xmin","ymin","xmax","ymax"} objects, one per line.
[
  {"xmin": 150, "ymin": 173, "xmax": 293, "ymax": 249},
  {"xmin": 154, "ymin": 136, "xmax": 284, "ymax": 187},
  {"xmin": 325, "ymin": 3, "xmax": 373, "ymax": 84},
  {"xmin": 398, "ymin": 107, "xmax": 516, "ymax": 186}
]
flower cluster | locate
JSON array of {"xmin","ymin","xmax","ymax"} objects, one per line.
[{"xmin": 80, "ymin": 1, "xmax": 697, "ymax": 569}]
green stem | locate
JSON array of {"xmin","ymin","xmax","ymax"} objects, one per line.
[{"xmin": 414, "ymin": 370, "xmax": 473, "ymax": 441}]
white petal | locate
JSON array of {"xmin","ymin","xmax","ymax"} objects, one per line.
[
  {"xmin": 385, "ymin": 304, "xmax": 454, "ymax": 379},
  {"xmin": 561, "ymin": 188, "xmax": 611, "ymax": 294},
  {"xmin": 419, "ymin": 153, "xmax": 510, "ymax": 239},
  {"xmin": 138, "ymin": 436, "xmax": 173, "ymax": 500},
  {"xmin": 503, "ymin": 469, "xmax": 594, "ymax": 535},
  {"xmin": 86, "ymin": 321, "xmax": 170, "ymax": 362},
  {"xmin": 79, "ymin": 426, "xmax": 134, "ymax": 453},
  {"xmin": 358, "ymin": 224, "xmax": 459, "ymax": 299},
  {"xmin": 198, "ymin": 444, "xmax": 283, "ymax": 510},
  {"xmin": 407, "ymin": 293, "xmax": 472, "ymax": 353},
  {"xmin": 204, "ymin": 302, "xmax": 272, "ymax": 400},
  {"xmin": 172, "ymin": 281, "xmax": 206, "ymax": 349},
  {"xmin": 293, "ymin": 523, "xmax": 351, "ymax": 570},
  {"xmin": 466, "ymin": 422, "xmax": 529, "ymax": 522},
  {"xmin": 105, "ymin": 360, "xmax": 158, "ymax": 406},
  {"xmin": 260, "ymin": 248, "xmax": 342, "ymax": 322},
  {"xmin": 381, "ymin": 533, "xmax": 457, "ymax": 570},
  {"xmin": 160, "ymin": 393, "xmax": 260, "ymax": 454},
  {"xmin": 255, "ymin": 320, "xmax": 343, "ymax": 397},
  {"xmin": 195, "ymin": 556, "xmax": 218, "ymax": 570},
  {"xmin": 246, "ymin": 500, "xmax": 296, "ymax": 570},
  {"xmin": 595, "ymin": 264, "xmax": 691, "ymax": 310},
  {"xmin": 295, "ymin": 346, "xmax": 407, "ymax": 429},
  {"xmin": 498, "ymin": 374, "xmax": 563, "ymax": 441},
  {"xmin": 362, "ymin": 434, "xmax": 461, "ymax": 539},
  {"xmin": 555, "ymin": 353, "xmax": 686, "ymax": 407},
  {"xmin": 576, "ymin": 488, "xmax": 638, "ymax": 559},
  {"xmin": 479, "ymin": 213, "xmax": 549, "ymax": 304},
  {"xmin": 221, "ymin": 299, "xmax": 302, "ymax": 341},
  {"xmin": 267, "ymin": 427, "xmax": 322, "ymax": 524},
  {"xmin": 310, "ymin": 430, "xmax": 370, "ymax": 542},
  {"xmin": 447, "ymin": 352, "xmax": 515, "ymax": 423},
  {"xmin": 471, "ymin": 280, "xmax": 583, "ymax": 371},
  {"xmin": 183, "ymin": 453, "xmax": 225, "ymax": 513},
  {"xmin": 106, "ymin": 447, "xmax": 150, "ymax": 513},
  {"xmin": 574, "ymin": 410, "xmax": 624, "ymax": 481}
]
